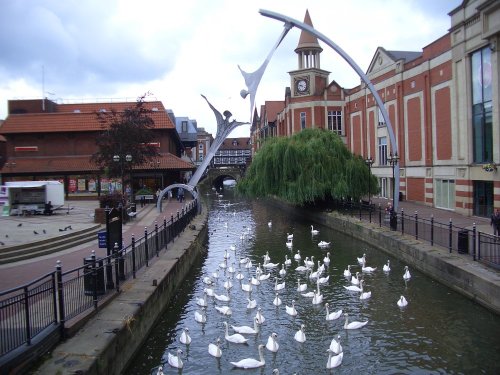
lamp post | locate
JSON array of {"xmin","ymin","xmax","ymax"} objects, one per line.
[
  {"xmin": 388, "ymin": 152, "xmax": 399, "ymax": 230},
  {"xmin": 364, "ymin": 156, "xmax": 374, "ymax": 204}
]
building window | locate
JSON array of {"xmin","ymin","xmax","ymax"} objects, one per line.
[
  {"xmin": 379, "ymin": 177, "xmax": 388, "ymax": 198},
  {"xmin": 378, "ymin": 107, "xmax": 386, "ymax": 127},
  {"xmin": 327, "ymin": 111, "xmax": 342, "ymax": 135},
  {"xmin": 435, "ymin": 179, "xmax": 455, "ymax": 210},
  {"xmin": 199, "ymin": 143, "xmax": 203, "ymax": 150},
  {"xmin": 378, "ymin": 136, "xmax": 387, "ymax": 165},
  {"xmin": 182, "ymin": 121, "xmax": 188, "ymax": 132},
  {"xmin": 300, "ymin": 112, "xmax": 306, "ymax": 130},
  {"xmin": 473, "ymin": 180, "xmax": 493, "ymax": 217},
  {"xmin": 471, "ymin": 47, "xmax": 493, "ymax": 163},
  {"xmin": 199, "ymin": 154, "xmax": 203, "ymax": 162}
]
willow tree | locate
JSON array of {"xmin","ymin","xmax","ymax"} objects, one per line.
[{"xmin": 237, "ymin": 128, "xmax": 378, "ymax": 205}]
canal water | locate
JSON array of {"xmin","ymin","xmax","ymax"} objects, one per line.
[{"xmin": 125, "ymin": 188, "xmax": 500, "ymax": 374}]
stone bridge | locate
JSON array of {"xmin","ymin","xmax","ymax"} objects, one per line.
[{"xmin": 204, "ymin": 166, "xmax": 245, "ymax": 189}]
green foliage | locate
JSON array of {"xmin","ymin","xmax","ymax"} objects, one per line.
[
  {"xmin": 135, "ymin": 187, "xmax": 154, "ymax": 195},
  {"xmin": 237, "ymin": 128, "xmax": 378, "ymax": 205}
]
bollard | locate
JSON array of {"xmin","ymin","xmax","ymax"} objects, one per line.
[
  {"xmin": 430, "ymin": 215, "xmax": 434, "ymax": 246},
  {"xmin": 378, "ymin": 203, "xmax": 382, "ymax": 227},
  {"xmin": 415, "ymin": 211, "xmax": 418, "ymax": 240},
  {"xmin": 401, "ymin": 208, "xmax": 405, "ymax": 235},
  {"xmin": 155, "ymin": 221, "xmax": 159, "ymax": 257},
  {"xmin": 163, "ymin": 217, "xmax": 168, "ymax": 249},
  {"xmin": 131, "ymin": 234, "xmax": 136, "ymax": 279},
  {"xmin": 472, "ymin": 223, "xmax": 476, "ymax": 261},
  {"xmin": 56, "ymin": 260, "xmax": 65, "ymax": 339},
  {"xmin": 113, "ymin": 243, "xmax": 120, "ymax": 292},
  {"xmin": 144, "ymin": 227, "xmax": 149, "ymax": 267},
  {"xmin": 448, "ymin": 218, "xmax": 452, "ymax": 253}
]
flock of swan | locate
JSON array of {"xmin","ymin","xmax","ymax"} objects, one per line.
[{"xmin": 155, "ymin": 203, "xmax": 413, "ymax": 373}]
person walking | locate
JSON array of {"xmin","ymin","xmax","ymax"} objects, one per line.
[{"xmin": 491, "ymin": 208, "xmax": 500, "ymax": 236}]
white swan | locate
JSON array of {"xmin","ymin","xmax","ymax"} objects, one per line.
[
  {"xmin": 274, "ymin": 278, "xmax": 285, "ymax": 291},
  {"xmin": 318, "ymin": 241, "xmax": 331, "ymax": 247},
  {"xmin": 297, "ymin": 278, "xmax": 307, "ymax": 292},
  {"xmin": 294, "ymin": 324, "xmax": 306, "ymax": 343},
  {"xmin": 325, "ymin": 303, "xmax": 343, "ymax": 321},
  {"xmin": 343, "ymin": 282, "xmax": 363, "ymax": 292},
  {"xmin": 286, "ymin": 239, "xmax": 293, "ymax": 248},
  {"xmin": 208, "ymin": 337, "xmax": 222, "ymax": 358},
  {"xmin": 196, "ymin": 292, "xmax": 208, "ymax": 307},
  {"xmin": 351, "ymin": 272, "xmax": 360, "ymax": 285},
  {"xmin": 294, "ymin": 250, "xmax": 301, "ymax": 261},
  {"xmin": 247, "ymin": 295, "xmax": 257, "ymax": 309},
  {"xmin": 232, "ymin": 317, "xmax": 259, "ymax": 334},
  {"xmin": 323, "ymin": 252, "xmax": 331, "ymax": 266},
  {"xmin": 329, "ymin": 334, "xmax": 342, "ymax": 354},
  {"xmin": 230, "ymin": 344, "xmax": 265, "ymax": 369},
  {"xmin": 239, "ymin": 257, "xmax": 249, "ymax": 264},
  {"xmin": 227, "ymin": 263, "xmax": 236, "ymax": 273},
  {"xmin": 255, "ymin": 307, "xmax": 266, "ymax": 324},
  {"xmin": 359, "ymin": 280, "xmax": 372, "ymax": 300},
  {"xmin": 179, "ymin": 327, "xmax": 191, "ymax": 345},
  {"xmin": 403, "ymin": 265, "xmax": 411, "ymax": 281},
  {"xmin": 203, "ymin": 276, "xmax": 213, "ymax": 285},
  {"xmin": 223, "ymin": 321, "xmax": 248, "ymax": 344},
  {"xmin": 223, "ymin": 279, "xmax": 233, "ymax": 290},
  {"xmin": 215, "ymin": 305, "xmax": 232, "ymax": 316},
  {"xmin": 268, "ymin": 220, "xmax": 272, "ymax": 227},
  {"xmin": 214, "ymin": 291, "xmax": 231, "ymax": 302},
  {"xmin": 244, "ymin": 259, "xmax": 253, "ymax": 269},
  {"xmin": 258, "ymin": 272, "xmax": 271, "ymax": 281},
  {"xmin": 311, "ymin": 225, "xmax": 319, "ymax": 235},
  {"xmin": 301, "ymin": 291, "xmax": 315, "ymax": 298},
  {"xmin": 285, "ymin": 300, "xmax": 298, "ymax": 316},
  {"xmin": 241, "ymin": 279, "xmax": 252, "ymax": 292},
  {"xmin": 295, "ymin": 265, "xmax": 308, "ymax": 272},
  {"xmin": 312, "ymin": 291, "xmax": 323, "ymax": 305},
  {"xmin": 212, "ymin": 269, "xmax": 219, "ymax": 279},
  {"xmin": 263, "ymin": 252, "xmax": 270, "ymax": 263},
  {"xmin": 397, "ymin": 295, "xmax": 408, "ymax": 307},
  {"xmin": 235, "ymin": 272, "xmax": 245, "ymax": 280},
  {"xmin": 279, "ymin": 264, "xmax": 287, "ymax": 277},
  {"xmin": 284, "ymin": 255, "xmax": 292, "ymax": 265},
  {"xmin": 273, "ymin": 292, "xmax": 282, "ymax": 306},
  {"xmin": 343, "ymin": 264, "xmax": 351, "ymax": 278},
  {"xmin": 287, "ymin": 233, "xmax": 294, "ymax": 240},
  {"xmin": 266, "ymin": 332, "xmax": 279, "ymax": 352},
  {"xmin": 304, "ymin": 256, "xmax": 315, "ymax": 268},
  {"xmin": 194, "ymin": 308, "xmax": 206, "ymax": 323},
  {"xmin": 326, "ymin": 348, "xmax": 343, "ymax": 369},
  {"xmin": 357, "ymin": 253, "xmax": 366, "ymax": 265},
  {"xmin": 251, "ymin": 276, "xmax": 261, "ymax": 286},
  {"xmin": 318, "ymin": 275, "xmax": 329, "ymax": 284},
  {"xmin": 155, "ymin": 365, "xmax": 164, "ymax": 375},
  {"xmin": 383, "ymin": 260, "xmax": 391, "ymax": 272},
  {"xmin": 361, "ymin": 260, "xmax": 377, "ymax": 273},
  {"xmin": 343, "ymin": 313, "xmax": 368, "ymax": 329},
  {"xmin": 167, "ymin": 349, "xmax": 183, "ymax": 369}
]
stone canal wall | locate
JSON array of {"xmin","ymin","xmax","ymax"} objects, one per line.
[{"xmin": 268, "ymin": 199, "xmax": 500, "ymax": 316}]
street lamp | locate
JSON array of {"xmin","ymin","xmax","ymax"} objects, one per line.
[
  {"xmin": 364, "ymin": 156, "xmax": 374, "ymax": 204},
  {"xmin": 113, "ymin": 154, "xmax": 132, "ymax": 195},
  {"xmin": 388, "ymin": 151, "xmax": 399, "ymax": 210}
]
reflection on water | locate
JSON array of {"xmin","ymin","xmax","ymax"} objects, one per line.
[{"xmin": 125, "ymin": 189, "xmax": 500, "ymax": 374}]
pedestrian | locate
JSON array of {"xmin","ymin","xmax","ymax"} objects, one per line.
[
  {"xmin": 491, "ymin": 208, "xmax": 500, "ymax": 236},
  {"xmin": 156, "ymin": 188, "xmax": 161, "ymax": 202},
  {"xmin": 178, "ymin": 187, "xmax": 184, "ymax": 203}
]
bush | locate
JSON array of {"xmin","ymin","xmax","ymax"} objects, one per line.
[
  {"xmin": 135, "ymin": 187, "xmax": 154, "ymax": 196},
  {"xmin": 99, "ymin": 192, "xmax": 125, "ymax": 208}
]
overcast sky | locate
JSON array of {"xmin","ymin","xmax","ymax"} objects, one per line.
[{"xmin": 0, "ymin": 0, "xmax": 461, "ymax": 137}]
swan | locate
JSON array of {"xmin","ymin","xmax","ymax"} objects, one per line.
[
  {"xmin": 167, "ymin": 349, "xmax": 183, "ymax": 369},
  {"xmin": 203, "ymin": 276, "xmax": 213, "ymax": 285},
  {"xmin": 223, "ymin": 279, "xmax": 233, "ymax": 290},
  {"xmin": 179, "ymin": 327, "xmax": 191, "ymax": 345},
  {"xmin": 359, "ymin": 280, "xmax": 372, "ymax": 300},
  {"xmin": 273, "ymin": 292, "xmax": 282, "ymax": 306},
  {"xmin": 304, "ymin": 256, "xmax": 315, "ymax": 268},
  {"xmin": 223, "ymin": 321, "xmax": 248, "ymax": 344},
  {"xmin": 403, "ymin": 265, "xmax": 411, "ymax": 281},
  {"xmin": 255, "ymin": 307, "xmax": 266, "ymax": 324},
  {"xmin": 196, "ymin": 292, "xmax": 208, "ymax": 307},
  {"xmin": 357, "ymin": 253, "xmax": 366, "ymax": 265},
  {"xmin": 323, "ymin": 252, "xmax": 331, "ymax": 266},
  {"xmin": 218, "ymin": 260, "xmax": 227, "ymax": 269},
  {"xmin": 245, "ymin": 260, "xmax": 253, "ymax": 269},
  {"xmin": 228, "ymin": 263, "xmax": 236, "ymax": 273},
  {"xmin": 311, "ymin": 225, "xmax": 319, "ymax": 235},
  {"xmin": 295, "ymin": 265, "xmax": 308, "ymax": 272},
  {"xmin": 284, "ymin": 255, "xmax": 292, "ymax": 265},
  {"xmin": 325, "ymin": 303, "xmax": 343, "ymax": 321},
  {"xmin": 383, "ymin": 260, "xmax": 391, "ymax": 272},
  {"xmin": 312, "ymin": 291, "xmax": 323, "ymax": 305},
  {"xmin": 397, "ymin": 295, "xmax": 408, "ymax": 307},
  {"xmin": 343, "ymin": 313, "xmax": 368, "ymax": 329},
  {"xmin": 294, "ymin": 250, "xmax": 301, "ymax": 261},
  {"xmin": 294, "ymin": 324, "xmax": 306, "ymax": 343},
  {"xmin": 263, "ymin": 261, "xmax": 279, "ymax": 269},
  {"xmin": 235, "ymin": 272, "xmax": 245, "ymax": 280},
  {"xmin": 232, "ymin": 317, "xmax": 259, "ymax": 334},
  {"xmin": 247, "ymin": 295, "xmax": 257, "ymax": 309},
  {"xmin": 229, "ymin": 244, "xmax": 236, "ymax": 251},
  {"xmin": 279, "ymin": 264, "xmax": 287, "ymax": 277},
  {"xmin": 208, "ymin": 337, "xmax": 222, "ymax": 358},
  {"xmin": 263, "ymin": 252, "xmax": 271, "ymax": 263},
  {"xmin": 287, "ymin": 233, "xmax": 294, "ymax": 240},
  {"xmin": 285, "ymin": 300, "xmax": 298, "ymax": 316},
  {"xmin": 361, "ymin": 260, "xmax": 377, "ymax": 273},
  {"xmin": 297, "ymin": 278, "xmax": 307, "ymax": 292},
  {"xmin": 239, "ymin": 257, "xmax": 249, "ymax": 264},
  {"xmin": 215, "ymin": 305, "xmax": 232, "ymax": 316},
  {"xmin": 155, "ymin": 365, "xmax": 164, "ymax": 375},
  {"xmin": 274, "ymin": 278, "xmax": 285, "ymax": 291},
  {"xmin": 241, "ymin": 279, "xmax": 252, "ymax": 292},
  {"xmin": 214, "ymin": 291, "xmax": 230, "ymax": 302},
  {"xmin": 318, "ymin": 241, "xmax": 331, "ymax": 247},
  {"xmin": 326, "ymin": 348, "xmax": 344, "ymax": 369},
  {"xmin": 212, "ymin": 269, "xmax": 220, "ymax": 279},
  {"xmin": 266, "ymin": 332, "xmax": 279, "ymax": 352},
  {"xmin": 343, "ymin": 283, "xmax": 363, "ymax": 292},
  {"xmin": 343, "ymin": 265, "xmax": 351, "ymax": 278},
  {"xmin": 268, "ymin": 220, "xmax": 272, "ymax": 227},
  {"xmin": 230, "ymin": 344, "xmax": 266, "ymax": 369},
  {"xmin": 255, "ymin": 263, "xmax": 263, "ymax": 276},
  {"xmin": 194, "ymin": 308, "xmax": 207, "ymax": 323},
  {"xmin": 301, "ymin": 290, "xmax": 315, "ymax": 298},
  {"xmin": 224, "ymin": 249, "xmax": 230, "ymax": 259},
  {"xmin": 351, "ymin": 272, "xmax": 360, "ymax": 285},
  {"xmin": 258, "ymin": 272, "xmax": 271, "ymax": 281},
  {"xmin": 329, "ymin": 334, "xmax": 343, "ymax": 354},
  {"xmin": 251, "ymin": 276, "xmax": 261, "ymax": 286},
  {"xmin": 286, "ymin": 239, "xmax": 293, "ymax": 248},
  {"xmin": 318, "ymin": 275, "xmax": 330, "ymax": 284}
]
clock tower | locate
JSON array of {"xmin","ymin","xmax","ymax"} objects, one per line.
[{"xmin": 289, "ymin": 10, "xmax": 330, "ymax": 97}]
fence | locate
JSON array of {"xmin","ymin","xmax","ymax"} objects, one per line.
[
  {"xmin": 0, "ymin": 200, "xmax": 198, "ymax": 370},
  {"xmin": 333, "ymin": 199, "xmax": 500, "ymax": 270}
]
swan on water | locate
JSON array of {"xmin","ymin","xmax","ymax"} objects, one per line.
[
  {"xmin": 266, "ymin": 332, "xmax": 279, "ymax": 352},
  {"xmin": 223, "ymin": 321, "xmax": 248, "ymax": 344},
  {"xmin": 155, "ymin": 365, "xmax": 164, "ymax": 375},
  {"xmin": 241, "ymin": 279, "xmax": 252, "ymax": 292},
  {"xmin": 403, "ymin": 265, "xmax": 412, "ymax": 281},
  {"xmin": 194, "ymin": 308, "xmax": 207, "ymax": 323},
  {"xmin": 203, "ymin": 276, "xmax": 213, "ymax": 285},
  {"xmin": 230, "ymin": 344, "xmax": 266, "ymax": 369},
  {"xmin": 196, "ymin": 292, "xmax": 208, "ymax": 307},
  {"xmin": 284, "ymin": 255, "xmax": 292, "ymax": 265},
  {"xmin": 294, "ymin": 324, "xmax": 306, "ymax": 343},
  {"xmin": 268, "ymin": 220, "xmax": 272, "ymax": 228},
  {"xmin": 263, "ymin": 261, "xmax": 279, "ymax": 269},
  {"xmin": 304, "ymin": 256, "xmax": 315, "ymax": 268},
  {"xmin": 235, "ymin": 272, "xmax": 245, "ymax": 280},
  {"xmin": 245, "ymin": 260, "xmax": 253, "ymax": 269},
  {"xmin": 279, "ymin": 264, "xmax": 287, "ymax": 277},
  {"xmin": 318, "ymin": 241, "xmax": 331, "ymax": 248},
  {"xmin": 286, "ymin": 239, "xmax": 293, "ymax": 248},
  {"xmin": 323, "ymin": 252, "xmax": 331, "ymax": 266},
  {"xmin": 285, "ymin": 300, "xmax": 298, "ymax": 316},
  {"xmin": 215, "ymin": 305, "xmax": 232, "ymax": 316},
  {"xmin": 263, "ymin": 252, "xmax": 271, "ymax": 263},
  {"xmin": 343, "ymin": 265, "xmax": 351, "ymax": 278},
  {"xmin": 227, "ymin": 263, "xmax": 236, "ymax": 273},
  {"xmin": 318, "ymin": 275, "xmax": 329, "ymax": 284},
  {"xmin": 296, "ymin": 278, "xmax": 307, "ymax": 292},
  {"xmin": 357, "ymin": 253, "xmax": 366, "ymax": 265},
  {"xmin": 329, "ymin": 335, "xmax": 342, "ymax": 355},
  {"xmin": 273, "ymin": 292, "xmax": 282, "ymax": 306},
  {"xmin": 232, "ymin": 317, "xmax": 259, "ymax": 334},
  {"xmin": 359, "ymin": 280, "xmax": 372, "ymax": 300},
  {"xmin": 167, "ymin": 349, "xmax": 183, "ymax": 369},
  {"xmin": 287, "ymin": 233, "xmax": 294, "ymax": 240},
  {"xmin": 311, "ymin": 225, "xmax": 319, "ymax": 235},
  {"xmin": 258, "ymin": 272, "xmax": 271, "ymax": 281},
  {"xmin": 223, "ymin": 279, "xmax": 233, "ymax": 290},
  {"xmin": 251, "ymin": 276, "xmax": 261, "ymax": 286},
  {"xmin": 239, "ymin": 257, "xmax": 249, "ymax": 264},
  {"xmin": 294, "ymin": 250, "xmax": 301, "ymax": 261},
  {"xmin": 208, "ymin": 337, "xmax": 222, "ymax": 358},
  {"xmin": 343, "ymin": 313, "xmax": 368, "ymax": 329},
  {"xmin": 383, "ymin": 260, "xmax": 391, "ymax": 272},
  {"xmin": 397, "ymin": 295, "xmax": 408, "ymax": 307},
  {"xmin": 179, "ymin": 327, "xmax": 191, "ymax": 345},
  {"xmin": 312, "ymin": 291, "xmax": 323, "ymax": 305},
  {"xmin": 274, "ymin": 278, "xmax": 285, "ymax": 291},
  {"xmin": 325, "ymin": 303, "xmax": 342, "ymax": 321},
  {"xmin": 361, "ymin": 260, "xmax": 377, "ymax": 273},
  {"xmin": 214, "ymin": 291, "xmax": 230, "ymax": 302},
  {"xmin": 343, "ymin": 283, "xmax": 363, "ymax": 292},
  {"xmin": 351, "ymin": 272, "xmax": 360, "ymax": 285},
  {"xmin": 247, "ymin": 296, "xmax": 257, "ymax": 309},
  {"xmin": 301, "ymin": 290, "xmax": 315, "ymax": 298},
  {"xmin": 255, "ymin": 307, "xmax": 266, "ymax": 324},
  {"xmin": 295, "ymin": 265, "xmax": 308, "ymax": 272},
  {"xmin": 326, "ymin": 348, "xmax": 343, "ymax": 369}
]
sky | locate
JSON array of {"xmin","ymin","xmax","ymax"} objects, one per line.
[{"xmin": 0, "ymin": 0, "xmax": 461, "ymax": 138}]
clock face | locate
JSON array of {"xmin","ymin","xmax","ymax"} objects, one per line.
[{"xmin": 295, "ymin": 77, "xmax": 309, "ymax": 94}]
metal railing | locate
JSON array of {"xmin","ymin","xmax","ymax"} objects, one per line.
[
  {"xmin": 0, "ymin": 200, "xmax": 198, "ymax": 370},
  {"xmin": 333, "ymin": 199, "xmax": 500, "ymax": 269}
]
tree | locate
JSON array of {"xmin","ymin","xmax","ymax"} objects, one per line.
[
  {"xmin": 91, "ymin": 93, "xmax": 160, "ymax": 181},
  {"xmin": 237, "ymin": 128, "xmax": 378, "ymax": 205}
]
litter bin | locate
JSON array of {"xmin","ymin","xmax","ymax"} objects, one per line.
[
  {"xmin": 457, "ymin": 229, "xmax": 469, "ymax": 254},
  {"xmin": 83, "ymin": 257, "xmax": 106, "ymax": 296}
]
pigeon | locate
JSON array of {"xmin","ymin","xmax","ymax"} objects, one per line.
[
  {"xmin": 5, "ymin": 234, "xmax": 8, "ymax": 238},
  {"xmin": 17, "ymin": 223, "xmax": 22, "ymax": 227},
  {"xmin": 43, "ymin": 229, "xmax": 46, "ymax": 234},
  {"xmin": 59, "ymin": 228, "xmax": 65, "ymax": 232},
  {"xmin": 0, "ymin": 241, "xmax": 4, "ymax": 246},
  {"xmin": 33, "ymin": 231, "xmax": 39, "ymax": 235}
]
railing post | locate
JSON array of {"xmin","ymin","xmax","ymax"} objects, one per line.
[
  {"xmin": 171, "ymin": 214, "xmax": 174, "ymax": 242},
  {"xmin": 113, "ymin": 243, "xmax": 120, "ymax": 292},
  {"xmin": 369, "ymin": 202, "xmax": 372, "ymax": 223},
  {"xmin": 155, "ymin": 221, "xmax": 159, "ymax": 257},
  {"xmin": 430, "ymin": 215, "xmax": 434, "ymax": 246},
  {"xmin": 359, "ymin": 200, "xmax": 362, "ymax": 221},
  {"xmin": 91, "ymin": 250, "xmax": 98, "ymax": 310},
  {"xmin": 472, "ymin": 223, "xmax": 477, "ymax": 261},
  {"xmin": 378, "ymin": 203, "xmax": 382, "ymax": 227},
  {"xmin": 56, "ymin": 260, "xmax": 65, "ymax": 339},
  {"xmin": 131, "ymin": 234, "xmax": 136, "ymax": 279},
  {"xmin": 24, "ymin": 285, "xmax": 31, "ymax": 345},
  {"xmin": 401, "ymin": 209, "xmax": 404, "ymax": 235},
  {"xmin": 415, "ymin": 211, "xmax": 418, "ymax": 240},
  {"xmin": 144, "ymin": 227, "xmax": 149, "ymax": 267},
  {"xmin": 163, "ymin": 217, "xmax": 168, "ymax": 249},
  {"xmin": 448, "ymin": 218, "xmax": 453, "ymax": 253}
]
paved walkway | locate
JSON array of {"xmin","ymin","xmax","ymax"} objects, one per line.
[{"xmin": 0, "ymin": 199, "xmax": 192, "ymax": 291}]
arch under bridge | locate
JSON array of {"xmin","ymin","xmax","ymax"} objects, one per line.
[{"xmin": 204, "ymin": 166, "xmax": 245, "ymax": 190}]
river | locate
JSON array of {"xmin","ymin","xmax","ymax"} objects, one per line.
[{"xmin": 125, "ymin": 188, "xmax": 500, "ymax": 374}]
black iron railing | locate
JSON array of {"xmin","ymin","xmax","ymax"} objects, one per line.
[{"xmin": 0, "ymin": 200, "xmax": 198, "ymax": 369}]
